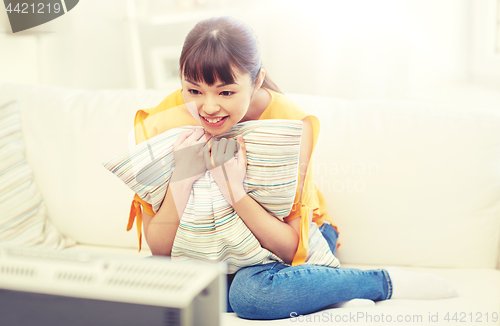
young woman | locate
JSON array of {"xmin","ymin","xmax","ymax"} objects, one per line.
[{"xmin": 129, "ymin": 16, "xmax": 457, "ymax": 320}]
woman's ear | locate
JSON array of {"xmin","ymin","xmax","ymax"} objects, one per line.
[
  {"xmin": 252, "ymin": 68, "xmax": 266, "ymax": 97},
  {"xmin": 257, "ymin": 68, "xmax": 266, "ymax": 88}
]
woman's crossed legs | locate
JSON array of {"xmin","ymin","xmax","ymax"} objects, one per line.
[
  {"xmin": 226, "ymin": 222, "xmax": 390, "ymax": 319},
  {"xmin": 226, "ymin": 222, "xmax": 457, "ymax": 320},
  {"xmin": 228, "ymin": 262, "xmax": 391, "ymax": 320}
]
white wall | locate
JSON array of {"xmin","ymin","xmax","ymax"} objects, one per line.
[
  {"xmin": 249, "ymin": 0, "xmax": 471, "ymax": 99},
  {"xmin": 0, "ymin": 0, "xmax": 132, "ymax": 90},
  {"xmin": 470, "ymin": 0, "xmax": 500, "ymax": 88},
  {"xmin": 1, "ymin": 0, "xmax": 498, "ymax": 103},
  {"xmin": 38, "ymin": 0, "xmax": 132, "ymax": 90}
]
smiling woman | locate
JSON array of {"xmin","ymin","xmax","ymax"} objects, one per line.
[
  {"xmin": 178, "ymin": 16, "xmax": 280, "ymax": 135},
  {"xmin": 181, "ymin": 67, "xmax": 271, "ymax": 134},
  {"xmin": 127, "ymin": 15, "xmax": 458, "ymax": 321}
]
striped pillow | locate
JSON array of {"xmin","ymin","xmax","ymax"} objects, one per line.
[
  {"xmin": 0, "ymin": 101, "xmax": 73, "ymax": 249},
  {"xmin": 103, "ymin": 120, "xmax": 303, "ymax": 271},
  {"xmin": 103, "ymin": 120, "xmax": 303, "ymax": 219}
]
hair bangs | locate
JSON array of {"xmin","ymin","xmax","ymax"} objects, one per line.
[{"xmin": 182, "ymin": 39, "xmax": 237, "ymax": 86}]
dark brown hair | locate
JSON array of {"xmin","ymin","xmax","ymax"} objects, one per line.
[{"xmin": 179, "ymin": 16, "xmax": 282, "ymax": 93}]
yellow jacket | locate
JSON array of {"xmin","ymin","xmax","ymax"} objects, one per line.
[{"xmin": 128, "ymin": 87, "xmax": 339, "ymax": 266}]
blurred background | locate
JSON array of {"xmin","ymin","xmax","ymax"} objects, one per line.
[{"xmin": 1, "ymin": 0, "xmax": 500, "ymax": 109}]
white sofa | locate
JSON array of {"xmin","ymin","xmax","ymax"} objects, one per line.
[{"xmin": 1, "ymin": 82, "xmax": 499, "ymax": 326}]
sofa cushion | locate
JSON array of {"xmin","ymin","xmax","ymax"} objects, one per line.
[
  {"xmin": 0, "ymin": 83, "xmax": 169, "ymax": 250},
  {"xmin": 287, "ymin": 94, "xmax": 500, "ymax": 269},
  {"xmin": 0, "ymin": 100, "xmax": 74, "ymax": 249}
]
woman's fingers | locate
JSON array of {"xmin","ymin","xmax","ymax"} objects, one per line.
[
  {"xmin": 191, "ymin": 128, "xmax": 206, "ymax": 141},
  {"xmin": 224, "ymin": 139, "xmax": 236, "ymax": 163},
  {"xmin": 209, "ymin": 138, "xmax": 219, "ymax": 168},
  {"xmin": 210, "ymin": 138, "xmax": 218, "ymax": 156},
  {"xmin": 237, "ymin": 136, "xmax": 247, "ymax": 168},
  {"xmin": 203, "ymin": 141, "xmax": 213, "ymax": 170},
  {"xmin": 174, "ymin": 129, "xmax": 196, "ymax": 148},
  {"xmin": 174, "ymin": 128, "xmax": 211, "ymax": 152},
  {"xmin": 202, "ymin": 131, "xmax": 213, "ymax": 144},
  {"xmin": 205, "ymin": 137, "xmax": 245, "ymax": 170},
  {"xmin": 217, "ymin": 138, "xmax": 228, "ymax": 158}
]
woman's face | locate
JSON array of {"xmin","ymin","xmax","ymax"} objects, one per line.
[{"xmin": 181, "ymin": 67, "xmax": 257, "ymax": 135}]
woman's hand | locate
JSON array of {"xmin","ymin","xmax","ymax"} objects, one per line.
[
  {"xmin": 204, "ymin": 136, "xmax": 248, "ymax": 205},
  {"xmin": 171, "ymin": 128, "xmax": 211, "ymax": 187},
  {"xmin": 169, "ymin": 128, "xmax": 211, "ymax": 221}
]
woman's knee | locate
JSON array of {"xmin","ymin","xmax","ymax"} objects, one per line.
[
  {"xmin": 229, "ymin": 273, "xmax": 260, "ymax": 316},
  {"xmin": 228, "ymin": 266, "xmax": 277, "ymax": 319},
  {"xmin": 229, "ymin": 289, "xmax": 273, "ymax": 320}
]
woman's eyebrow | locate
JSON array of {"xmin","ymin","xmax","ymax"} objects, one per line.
[
  {"xmin": 186, "ymin": 79, "xmax": 200, "ymax": 86},
  {"xmin": 215, "ymin": 82, "xmax": 238, "ymax": 88},
  {"xmin": 186, "ymin": 79, "xmax": 238, "ymax": 88}
]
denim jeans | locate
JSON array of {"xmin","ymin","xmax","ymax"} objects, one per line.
[{"xmin": 144, "ymin": 222, "xmax": 392, "ymax": 320}]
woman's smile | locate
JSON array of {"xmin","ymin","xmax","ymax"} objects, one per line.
[
  {"xmin": 181, "ymin": 67, "xmax": 259, "ymax": 135},
  {"xmin": 200, "ymin": 115, "xmax": 229, "ymax": 127}
]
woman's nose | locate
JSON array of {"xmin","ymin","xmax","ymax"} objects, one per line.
[{"xmin": 201, "ymin": 96, "xmax": 220, "ymax": 115}]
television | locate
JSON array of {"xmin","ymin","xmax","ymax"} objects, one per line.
[{"xmin": 0, "ymin": 246, "xmax": 224, "ymax": 326}]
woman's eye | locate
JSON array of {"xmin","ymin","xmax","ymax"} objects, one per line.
[
  {"xmin": 188, "ymin": 89, "xmax": 200, "ymax": 95},
  {"xmin": 221, "ymin": 91, "xmax": 233, "ymax": 96}
]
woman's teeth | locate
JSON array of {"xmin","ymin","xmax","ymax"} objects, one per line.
[{"xmin": 205, "ymin": 117, "xmax": 225, "ymax": 123}]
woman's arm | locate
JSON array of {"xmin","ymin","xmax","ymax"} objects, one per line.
[
  {"xmin": 142, "ymin": 180, "xmax": 192, "ymax": 256},
  {"xmin": 232, "ymin": 195, "xmax": 299, "ymax": 264},
  {"xmin": 143, "ymin": 128, "xmax": 210, "ymax": 256},
  {"xmin": 232, "ymin": 117, "xmax": 314, "ymax": 264}
]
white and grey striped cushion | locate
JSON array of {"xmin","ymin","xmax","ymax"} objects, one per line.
[
  {"xmin": 103, "ymin": 119, "xmax": 340, "ymax": 272},
  {"xmin": 0, "ymin": 101, "xmax": 71, "ymax": 249}
]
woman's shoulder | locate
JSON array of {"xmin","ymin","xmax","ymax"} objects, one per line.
[
  {"xmin": 134, "ymin": 88, "xmax": 198, "ymax": 145},
  {"xmin": 263, "ymin": 88, "xmax": 320, "ymax": 144},
  {"xmin": 134, "ymin": 88, "xmax": 183, "ymax": 124},
  {"xmin": 262, "ymin": 88, "xmax": 314, "ymax": 122}
]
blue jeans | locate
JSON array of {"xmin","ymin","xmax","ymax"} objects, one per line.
[{"xmin": 144, "ymin": 222, "xmax": 392, "ymax": 320}]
